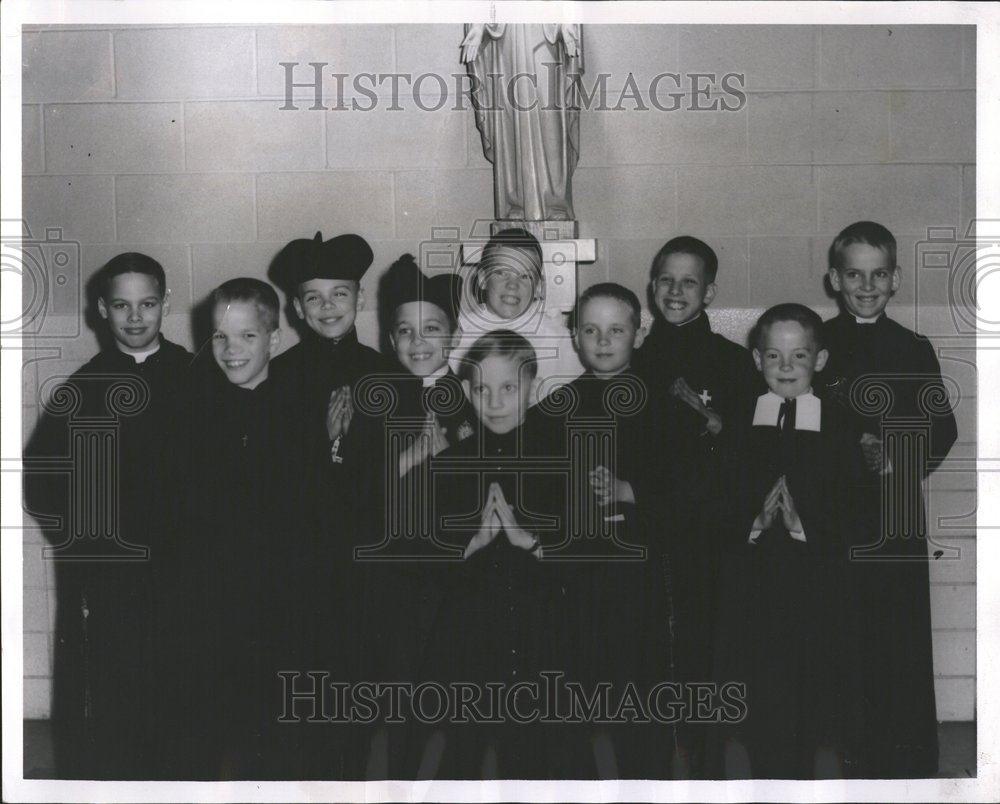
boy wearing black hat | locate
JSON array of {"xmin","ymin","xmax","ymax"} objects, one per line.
[
  {"xmin": 270, "ymin": 231, "xmax": 390, "ymax": 466},
  {"xmin": 338, "ymin": 254, "xmax": 477, "ymax": 778},
  {"xmin": 383, "ymin": 253, "xmax": 476, "ymax": 474}
]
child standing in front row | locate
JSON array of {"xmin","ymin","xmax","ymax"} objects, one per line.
[
  {"xmin": 417, "ymin": 331, "xmax": 579, "ymax": 779},
  {"xmin": 713, "ymin": 303, "xmax": 867, "ymax": 779},
  {"xmin": 820, "ymin": 221, "xmax": 958, "ymax": 778}
]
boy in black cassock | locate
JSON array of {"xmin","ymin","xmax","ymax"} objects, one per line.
[
  {"xmin": 174, "ymin": 278, "xmax": 311, "ymax": 779},
  {"xmin": 23, "ymin": 253, "xmax": 192, "ymax": 779},
  {"xmin": 340, "ymin": 253, "xmax": 475, "ymax": 778},
  {"xmin": 713, "ymin": 304, "xmax": 867, "ymax": 779},
  {"xmin": 564, "ymin": 282, "xmax": 683, "ymax": 778},
  {"xmin": 820, "ymin": 221, "xmax": 958, "ymax": 778},
  {"xmin": 632, "ymin": 236, "xmax": 759, "ymax": 774},
  {"xmin": 267, "ymin": 232, "xmax": 390, "ymax": 778},
  {"xmin": 414, "ymin": 331, "xmax": 580, "ymax": 779},
  {"xmin": 269, "ymin": 230, "xmax": 391, "ymax": 468}
]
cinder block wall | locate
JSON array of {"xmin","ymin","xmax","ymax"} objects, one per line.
[{"xmin": 21, "ymin": 24, "xmax": 976, "ymax": 720}]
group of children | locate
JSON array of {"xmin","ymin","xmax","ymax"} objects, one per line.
[{"xmin": 23, "ymin": 220, "xmax": 956, "ymax": 781}]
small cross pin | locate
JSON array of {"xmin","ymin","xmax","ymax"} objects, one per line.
[
  {"xmin": 698, "ymin": 389, "xmax": 713, "ymax": 406},
  {"xmin": 241, "ymin": 435, "xmax": 248, "ymax": 447}
]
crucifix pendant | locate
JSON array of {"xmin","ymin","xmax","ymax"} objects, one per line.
[
  {"xmin": 698, "ymin": 389, "xmax": 713, "ymax": 406},
  {"xmin": 241, "ymin": 434, "xmax": 248, "ymax": 447}
]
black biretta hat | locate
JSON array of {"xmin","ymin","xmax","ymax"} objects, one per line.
[
  {"xmin": 272, "ymin": 231, "xmax": 374, "ymax": 291},
  {"xmin": 383, "ymin": 253, "xmax": 463, "ymax": 328}
]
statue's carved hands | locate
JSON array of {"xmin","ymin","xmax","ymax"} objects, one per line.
[
  {"xmin": 560, "ymin": 24, "xmax": 580, "ymax": 58},
  {"xmin": 461, "ymin": 24, "xmax": 486, "ymax": 63}
]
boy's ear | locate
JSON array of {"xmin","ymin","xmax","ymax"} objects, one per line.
[
  {"xmin": 891, "ymin": 265, "xmax": 902, "ymax": 293},
  {"xmin": 828, "ymin": 268, "xmax": 843, "ymax": 293},
  {"xmin": 292, "ymin": 295, "xmax": 304, "ymax": 320},
  {"xmin": 814, "ymin": 347, "xmax": 829, "ymax": 373},
  {"xmin": 97, "ymin": 297, "xmax": 109, "ymax": 320},
  {"xmin": 356, "ymin": 286, "xmax": 366, "ymax": 311},
  {"xmin": 632, "ymin": 325, "xmax": 646, "ymax": 350},
  {"xmin": 752, "ymin": 348, "xmax": 763, "ymax": 372},
  {"xmin": 162, "ymin": 288, "xmax": 172, "ymax": 316},
  {"xmin": 268, "ymin": 328, "xmax": 281, "ymax": 356},
  {"xmin": 703, "ymin": 282, "xmax": 718, "ymax": 307},
  {"xmin": 461, "ymin": 378, "xmax": 471, "ymax": 400}
]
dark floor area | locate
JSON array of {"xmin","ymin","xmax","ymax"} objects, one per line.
[{"xmin": 22, "ymin": 719, "xmax": 976, "ymax": 780}]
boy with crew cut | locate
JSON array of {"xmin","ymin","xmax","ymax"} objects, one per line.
[
  {"xmin": 713, "ymin": 303, "xmax": 867, "ymax": 779},
  {"xmin": 23, "ymin": 253, "xmax": 192, "ymax": 779},
  {"xmin": 565, "ymin": 282, "xmax": 685, "ymax": 778},
  {"xmin": 174, "ymin": 277, "xmax": 318, "ymax": 779},
  {"xmin": 633, "ymin": 236, "xmax": 759, "ymax": 775},
  {"xmin": 821, "ymin": 221, "xmax": 958, "ymax": 778}
]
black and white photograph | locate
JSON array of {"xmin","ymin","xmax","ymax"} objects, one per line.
[{"xmin": 2, "ymin": 1, "xmax": 997, "ymax": 801}]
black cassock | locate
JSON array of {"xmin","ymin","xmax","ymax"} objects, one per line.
[
  {"xmin": 22, "ymin": 337, "xmax": 192, "ymax": 780},
  {"xmin": 712, "ymin": 392, "xmax": 868, "ymax": 779},
  {"xmin": 415, "ymin": 407, "xmax": 583, "ymax": 779},
  {"xmin": 332, "ymin": 369, "xmax": 478, "ymax": 778},
  {"xmin": 820, "ymin": 312, "xmax": 958, "ymax": 778},
  {"xmin": 633, "ymin": 313, "xmax": 761, "ymax": 771},
  {"xmin": 169, "ymin": 368, "xmax": 315, "ymax": 780},
  {"xmin": 269, "ymin": 327, "xmax": 391, "ymax": 446},
  {"xmin": 559, "ymin": 372, "xmax": 682, "ymax": 778},
  {"xmin": 267, "ymin": 328, "xmax": 394, "ymax": 778}
]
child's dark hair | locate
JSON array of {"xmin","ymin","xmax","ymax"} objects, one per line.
[
  {"xmin": 98, "ymin": 252, "xmax": 167, "ymax": 299},
  {"xmin": 828, "ymin": 221, "xmax": 897, "ymax": 272},
  {"xmin": 750, "ymin": 303, "xmax": 825, "ymax": 352},
  {"xmin": 475, "ymin": 227, "xmax": 544, "ymax": 304},
  {"xmin": 457, "ymin": 329, "xmax": 538, "ymax": 384},
  {"xmin": 574, "ymin": 282, "xmax": 642, "ymax": 329},
  {"xmin": 211, "ymin": 278, "xmax": 281, "ymax": 333},
  {"xmin": 650, "ymin": 236, "xmax": 719, "ymax": 283}
]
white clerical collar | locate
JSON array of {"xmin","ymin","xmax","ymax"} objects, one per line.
[
  {"xmin": 752, "ymin": 389, "xmax": 821, "ymax": 431},
  {"xmin": 117, "ymin": 341, "xmax": 160, "ymax": 363},
  {"xmin": 854, "ymin": 314, "xmax": 882, "ymax": 325},
  {"xmin": 421, "ymin": 365, "xmax": 449, "ymax": 388}
]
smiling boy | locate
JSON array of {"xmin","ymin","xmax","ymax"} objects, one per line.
[
  {"xmin": 270, "ymin": 231, "xmax": 390, "ymax": 461},
  {"xmin": 450, "ymin": 228, "xmax": 582, "ymax": 401},
  {"xmin": 24, "ymin": 253, "xmax": 192, "ymax": 779},
  {"xmin": 820, "ymin": 221, "xmax": 958, "ymax": 778},
  {"xmin": 714, "ymin": 303, "xmax": 867, "ymax": 780}
]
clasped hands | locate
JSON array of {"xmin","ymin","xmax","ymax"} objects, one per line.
[
  {"xmin": 670, "ymin": 377, "xmax": 723, "ymax": 436},
  {"xmin": 589, "ymin": 465, "xmax": 635, "ymax": 507},
  {"xmin": 398, "ymin": 413, "xmax": 449, "ymax": 478},
  {"xmin": 464, "ymin": 482, "xmax": 539, "ymax": 559},
  {"xmin": 326, "ymin": 386, "xmax": 354, "ymax": 441},
  {"xmin": 752, "ymin": 475, "xmax": 804, "ymax": 535},
  {"xmin": 859, "ymin": 432, "xmax": 886, "ymax": 474}
]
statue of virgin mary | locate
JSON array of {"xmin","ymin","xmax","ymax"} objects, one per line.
[{"xmin": 461, "ymin": 23, "xmax": 583, "ymax": 222}]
